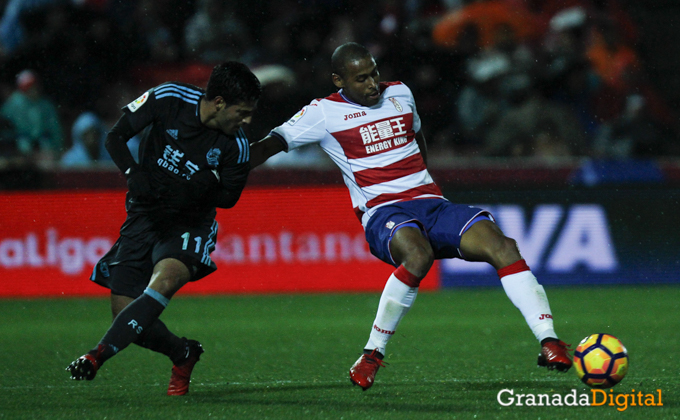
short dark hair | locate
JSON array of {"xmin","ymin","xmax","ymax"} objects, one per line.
[
  {"xmin": 206, "ymin": 61, "xmax": 261, "ymax": 105},
  {"xmin": 331, "ymin": 42, "xmax": 372, "ymax": 78}
]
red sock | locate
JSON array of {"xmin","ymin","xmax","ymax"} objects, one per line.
[
  {"xmin": 394, "ymin": 265, "xmax": 421, "ymax": 287},
  {"xmin": 497, "ymin": 259, "xmax": 530, "ymax": 279}
]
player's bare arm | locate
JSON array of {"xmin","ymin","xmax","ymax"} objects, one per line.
[{"xmin": 249, "ymin": 135, "xmax": 286, "ymax": 168}]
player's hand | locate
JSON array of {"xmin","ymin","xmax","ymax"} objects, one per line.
[{"xmin": 125, "ymin": 167, "xmax": 154, "ymax": 199}]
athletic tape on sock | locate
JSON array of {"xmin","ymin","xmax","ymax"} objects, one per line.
[{"xmin": 144, "ymin": 287, "xmax": 170, "ymax": 308}]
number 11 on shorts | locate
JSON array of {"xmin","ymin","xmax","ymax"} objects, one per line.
[{"xmin": 181, "ymin": 232, "xmax": 202, "ymax": 253}]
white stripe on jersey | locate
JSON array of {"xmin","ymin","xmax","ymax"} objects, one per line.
[
  {"xmin": 272, "ymin": 82, "xmax": 442, "ymax": 224},
  {"xmin": 361, "ymin": 170, "xmax": 434, "ymax": 200}
]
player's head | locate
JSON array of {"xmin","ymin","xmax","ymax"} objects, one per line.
[
  {"xmin": 331, "ymin": 43, "xmax": 381, "ymax": 107},
  {"xmin": 204, "ymin": 62, "xmax": 261, "ymax": 134},
  {"xmin": 206, "ymin": 61, "xmax": 261, "ymax": 105}
]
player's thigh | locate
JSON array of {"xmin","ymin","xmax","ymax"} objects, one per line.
[
  {"xmin": 459, "ymin": 219, "xmax": 520, "ymax": 268},
  {"xmin": 151, "ymin": 220, "xmax": 219, "ymax": 282},
  {"xmin": 427, "ymin": 202, "xmax": 492, "ymax": 259},
  {"xmin": 147, "ymin": 258, "xmax": 192, "ymax": 298},
  {"xmin": 93, "ymin": 237, "xmax": 155, "ymax": 300},
  {"xmin": 364, "ymin": 206, "xmax": 426, "ymax": 267},
  {"xmin": 390, "ymin": 226, "xmax": 434, "ymax": 271}
]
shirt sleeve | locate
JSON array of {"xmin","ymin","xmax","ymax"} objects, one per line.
[
  {"xmin": 270, "ymin": 101, "xmax": 326, "ymax": 151},
  {"xmin": 122, "ymin": 88, "xmax": 157, "ymax": 134},
  {"xmin": 405, "ymin": 85, "xmax": 421, "ymax": 133}
]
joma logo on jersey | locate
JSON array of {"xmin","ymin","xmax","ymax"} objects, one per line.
[{"xmin": 344, "ymin": 111, "xmax": 366, "ymax": 120}]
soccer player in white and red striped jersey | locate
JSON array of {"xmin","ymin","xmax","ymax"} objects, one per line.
[{"xmin": 250, "ymin": 43, "xmax": 572, "ymax": 390}]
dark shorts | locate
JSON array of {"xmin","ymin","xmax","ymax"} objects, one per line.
[
  {"xmin": 365, "ymin": 199, "xmax": 493, "ymax": 267},
  {"xmin": 90, "ymin": 216, "xmax": 218, "ymax": 298}
]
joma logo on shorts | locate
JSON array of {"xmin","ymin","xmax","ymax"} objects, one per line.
[{"xmin": 344, "ymin": 111, "xmax": 366, "ymax": 120}]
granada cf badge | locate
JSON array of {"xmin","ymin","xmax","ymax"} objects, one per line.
[{"xmin": 388, "ymin": 97, "xmax": 402, "ymax": 112}]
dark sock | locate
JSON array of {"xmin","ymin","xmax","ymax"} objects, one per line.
[
  {"xmin": 135, "ymin": 319, "xmax": 186, "ymax": 363},
  {"xmin": 541, "ymin": 337, "xmax": 559, "ymax": 346},
  {"xmin": 89, "ymin": 293, "xmax": 166, "ymax": 365}
]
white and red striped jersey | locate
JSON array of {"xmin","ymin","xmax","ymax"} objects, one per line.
[{"xmin": 271, "ymin": 82, "xmax": 443, "ymax": 227}]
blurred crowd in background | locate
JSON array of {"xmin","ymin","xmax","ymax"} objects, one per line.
[{"xmin": 0, "ymin": 0, "xmax": 678, "ymax": 177}]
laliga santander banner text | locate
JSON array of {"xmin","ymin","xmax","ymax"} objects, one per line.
[
  {"xmin": 497, "ymin": 388, "xmax": 663, "ymax": 412},
  {"xmin": 0, "ymin": 188, "xmax": 438, "ymax": 297}
]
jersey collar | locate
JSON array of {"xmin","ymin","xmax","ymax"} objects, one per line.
[{"xmin": 339, "ymin": 89, "xmax": 368, "ymax": 107}]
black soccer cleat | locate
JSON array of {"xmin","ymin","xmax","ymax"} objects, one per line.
[{"xmin": 66, "ymin": 354, "xmax": 99, "ymax": 380}]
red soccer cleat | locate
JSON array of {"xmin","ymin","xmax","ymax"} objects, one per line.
[
  {"xmin": 537, "ymin": 339, "xmax": 573, "ymax": 372},
  {"xmin": 167, "ymin": 339, "xmax": 204, "ymax": 396},
  {"xmin": 349, "ymin": 349, "xmax": 385, "ymax": 390}
]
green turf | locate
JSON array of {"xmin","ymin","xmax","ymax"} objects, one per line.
[{"xmin": 0, "ymin": 285, "xmax": 677, "ymax": 420}]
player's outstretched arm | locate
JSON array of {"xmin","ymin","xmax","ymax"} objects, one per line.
[{"xmin": 249, "ymin": 135, "xmax": 286, "ymax": 169}]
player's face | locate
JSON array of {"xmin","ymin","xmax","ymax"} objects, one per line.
[
  {"xmin": 335, "ymin": 56, "xmax": 381, "ymax": 107},
  {"xmin": 217, "ymin": 101, "xmax": 256, "ymax": 134}
]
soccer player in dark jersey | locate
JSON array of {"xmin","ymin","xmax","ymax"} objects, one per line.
[{"xmin": 66, "ymin": 62, "xmax": 261, "ymax": 396}]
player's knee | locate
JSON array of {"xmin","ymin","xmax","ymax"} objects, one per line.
[
  {"xmin": 148, "ymin": 273, "xmax": 185, "ymax": 298},
  {"xmin": 402, "ymin": 245, "xmax": 434, "ymax": 279},
  {"xmin": 491, "ymin": 236, "xmax": 521, "ymax": 268}
]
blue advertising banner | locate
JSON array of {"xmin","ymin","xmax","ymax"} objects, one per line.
[{"xmin": 439, "ymin": 188, "xmax": 680, "ymax": 286}]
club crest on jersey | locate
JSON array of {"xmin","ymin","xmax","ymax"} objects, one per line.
[
  {"xmin": 206, "ymin": 148, "xmax": 221, "ymax": 167},
  {"xmin": 344, "ymin": 111, "xmax": 366, "ymax": 121},
  {"xmin": 386, "ymin": 221, "xmax": 395, "ymax": 229},
  {"xmin": 388, "ymin": 97, "xmax": 403, "ymax": 112},
  {"xmin": 127, "ymin": 91, "xmax": 150, "ymax": 113},
  {"xmin": 287, "ymin": 107, "xmax": 307, "ymax": 125}
]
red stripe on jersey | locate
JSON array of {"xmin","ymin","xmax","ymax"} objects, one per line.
[
  {"xmin": 365, "ymin": 183, "xmax": 443, "ymax": 208},
  {"xmin": 332, "ymin": 113, "xmax": 415, "ymax": 160},
  {"xmin": 354, "ymin": 152, "xmax": 427, "ymax": 188},
  {"xmin": 380, "ymin": 81, "xmax": 404, "ymax": 93},
  {"xmin": 324, "ymin": 92, "xmax": 346, "ymax": 103},
  {"xmin": 353, "ymin": 206, "xmax": 365, "ymax": 221}
]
